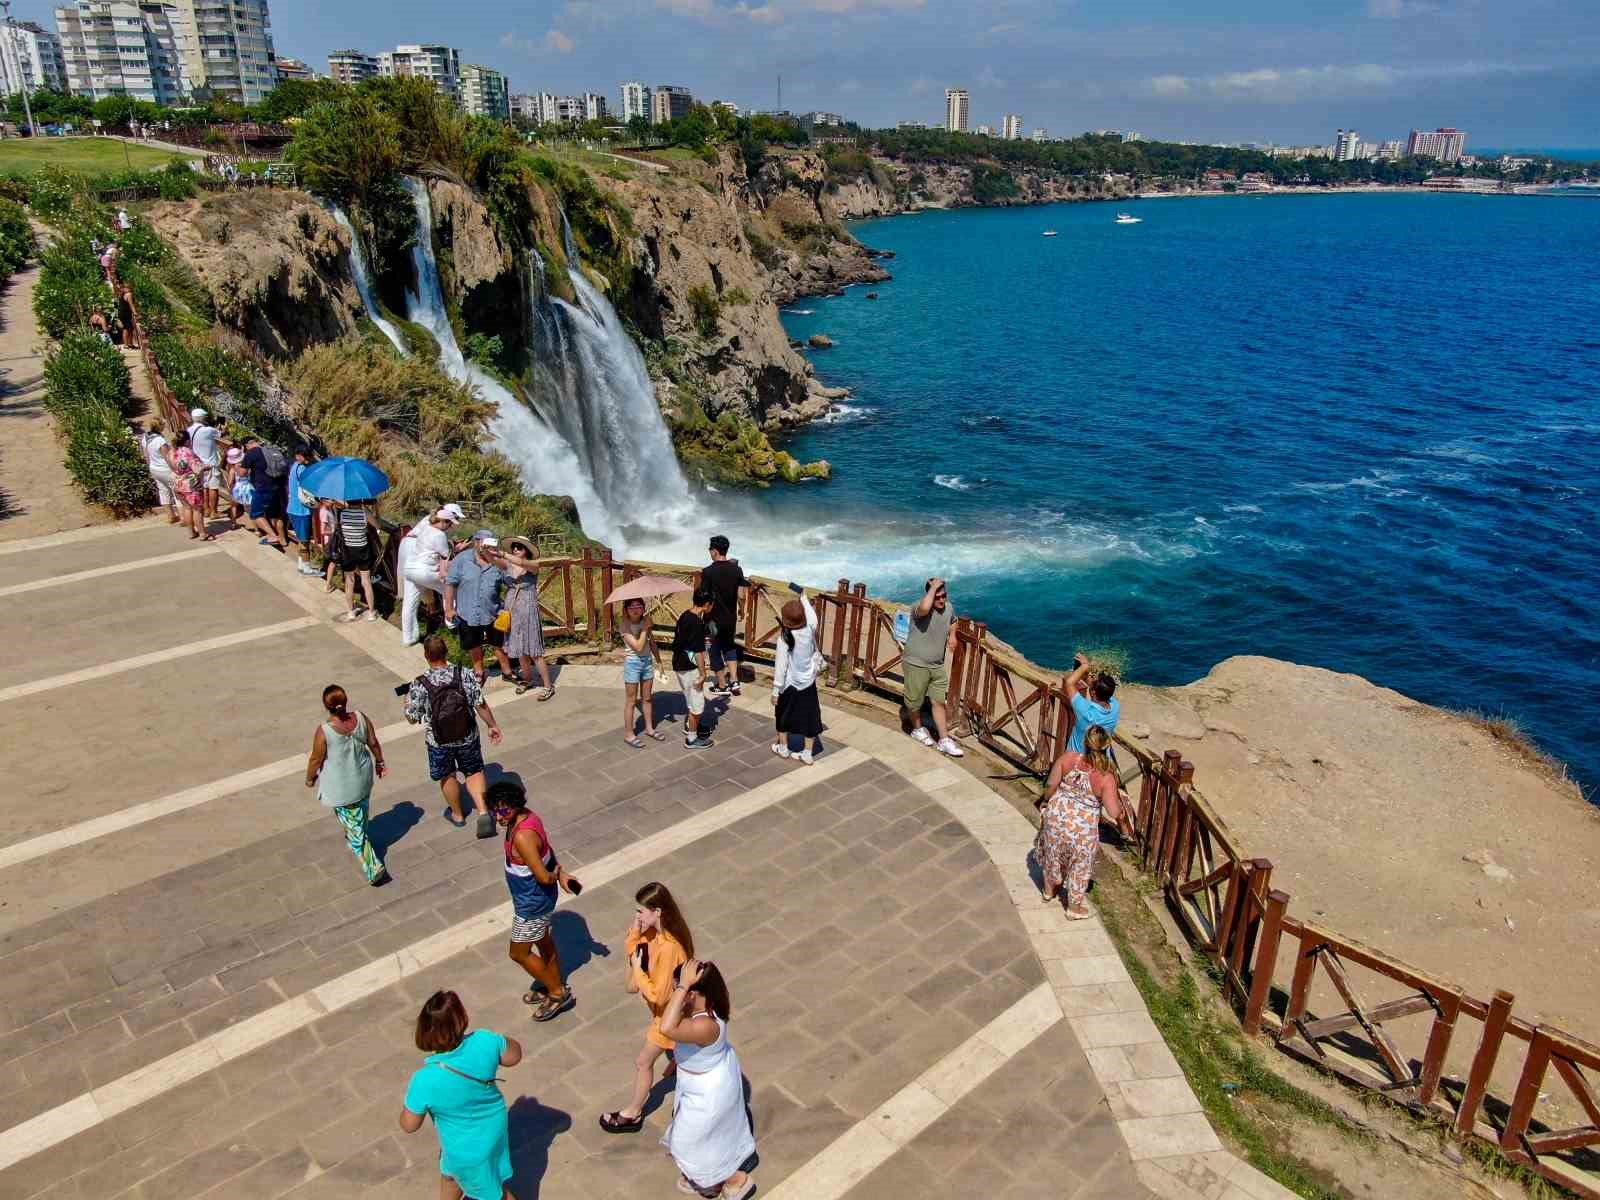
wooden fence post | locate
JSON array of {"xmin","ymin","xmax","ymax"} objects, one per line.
[
  {"xmin": 1455, "ymin": 990, "xmax": 1515, "ymax": 1138},
  {"xmin": 582, "ymin": 556, "xmax": 598, "ymax": 645},
  {"xmin": 1501, "ymin": 1029, "xmax": 1553, "ymax": 1157},
  {"xmin": 1243, "ymin": 889, "xmax": 1289, "ymax": 1035},
  {"xmin": 600, "ymin": 547, "xmax": 616, "ymax": 649},
  {"xmin": 561, "ymin": 562, "xmax": 575, "ymax": 636},
  {"xmin": 827, "ymin": 579, "xmax": 849, "ymax": 687},
  {"xmin": 845, "ymin": 582, "xmax": 867, "ymax": 688},
  {"xmin": 947, "ymin": 617, "xmax": 971, "ymax": 733},
  {"xmin": 1227, "ymin": 858, "xmax": 1272, "ymax": 991}
]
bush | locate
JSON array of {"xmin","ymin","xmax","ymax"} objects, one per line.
[
  {"xmin": 686, "ymin": 284, "xmax": 720, "ymax": 337},
  {"xmin": 29, "ymin": 165, "xmax": 88, "ymax": 220},
  {"xmin": 33, "ymin": 232, "xmax": 113, "ymax": 339},
  {"xmin": 0, "ymin": 197, "xmax": 33, "ymax": 280},
  {"xmin": 41, "ymin": 332, "xmax": 150, "ymax": 515}
]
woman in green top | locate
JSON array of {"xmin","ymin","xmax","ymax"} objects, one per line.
[
  {"xmin": 400, "ymin": 990, "xmax": 524, "ymax": 1200},
  {"xmin": 304, "ymin": 684, "xmax": 390, "ymax": 886}
]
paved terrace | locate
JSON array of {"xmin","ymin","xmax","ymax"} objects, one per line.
[{"xmin": 0, "ymin": 522, "xmax": 1299, "ymax": 1200}]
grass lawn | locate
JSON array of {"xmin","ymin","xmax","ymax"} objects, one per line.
[{"xmin": 0, "ymin": 137, "xmax": 194, "ymax": 176}]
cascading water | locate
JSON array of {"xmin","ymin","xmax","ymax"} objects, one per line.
[
  {"xmin": 329, "ymin": 205, "xmax": 407, "ymax": 356},
  {"xmin": 394, "ymin": 178, "xmax": 624, "ymax": 549},
  {"xmin": 522, "ymin": 230, "xmax": 693, "ymax": 528}
]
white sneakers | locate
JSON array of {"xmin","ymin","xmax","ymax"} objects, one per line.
[
  {"xmin": 771, "ymin": 742, "xmax": 790, "ymax": 759},
  {"xmin": 911, "ymin": 725, "xmax": 964, "ymax": 757},
  {"xmin": 797, "ymin": 748, "xmax": 814, "ymax": 765},
  {"xmin": 773, "ymin": 742, "xmax": 815, "ymax": 765}
]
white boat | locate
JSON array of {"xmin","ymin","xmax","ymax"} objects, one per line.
[
  {"xmin": 1115, "ymin": 212, "xmax": 1142, "ymax": 224},
  {"xmin": 1041, "ymin": 230, "xmax": 1058, "ymax": 237}
]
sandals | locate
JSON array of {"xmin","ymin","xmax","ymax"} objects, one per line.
[
  {"xmin": 645, "ymin": 730, "xmax": 667, "ymax": 741},
  {"xmin": 623, "ymin": 737, "xmax": 644, "ymax": 750},
  {"xmin": 536, "ymin": 686, "xmax": 555, "ymax": 702},
  {"xmin": 599, "ymin": 1110, "xmax": 645, "ymax": 1134},
  {"xmin": 521, "ymin": 984, "xmax": 547, "ymax": 1004},
  {"xmin": 441, "ymin": 808, "xmax": 467, "ymax": 828},
  {"xmin": 1065, "ymin": 905, "xmax": 1094, "ymax": 921},
  {"xmin": 532, "ymin": 990, "xmax": 575, "ymax": 1022}
]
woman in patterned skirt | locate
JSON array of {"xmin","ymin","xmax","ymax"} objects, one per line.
[
  {"xmin": 1035, "ymin": 725, "xmax": 1127, "ymax": 918},
  {"xmin": 503, "ymin": 538, "xmax": 555, "ymax": 699},
  {"xmin": 303, "ymin": 684, "xmax": 390, "ymax": 886}
]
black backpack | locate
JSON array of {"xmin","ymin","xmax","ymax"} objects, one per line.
[
  {"xmin": 258, "ymin": 443, "xmax": 288, "ymax": 478},
  {"xmin": 419, "ymin": 667, "xmax": 475, "ymax": 744}
]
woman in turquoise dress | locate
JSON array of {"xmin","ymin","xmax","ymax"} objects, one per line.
[{"xmin": 399, "ymin": 991, "xmax": 524, "ymax": 1200}]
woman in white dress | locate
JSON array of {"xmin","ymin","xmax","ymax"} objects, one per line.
[{"xmin": 658, "ymin": 960, "xmax": 755, "ymax": 1199}]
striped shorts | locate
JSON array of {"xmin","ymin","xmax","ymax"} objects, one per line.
[{"xmin": 511, "ymin": 911, "xmax": 552, "ymax": 943}]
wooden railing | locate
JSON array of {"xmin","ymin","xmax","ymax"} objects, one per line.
[{"xmin": 496, "ymin": 551, "xmax": 1600, "ymax": 1199}]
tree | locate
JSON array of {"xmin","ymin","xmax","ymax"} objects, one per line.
[
  {"xmin": 670, "ymin": 108, "xmax": 713, "ymax": 150},
  {"xmin": 626, "ymin": 114, "xmax": 651, "ymax": 145},
  {"xmin": 284, "ymin": 93, "xmax": 402, "ymax": 204},
  {"xmin": 255, "ymin": 78, "xmax": 344, "ymax": 122}
]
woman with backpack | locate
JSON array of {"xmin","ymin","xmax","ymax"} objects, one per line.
[
  {"xmin": 771, "ymin": 588, "xmax": 824, "ymax": 764},
  {"xmin": 399, "ymin": 990, "xmax": 523, "ymax": 1200}
]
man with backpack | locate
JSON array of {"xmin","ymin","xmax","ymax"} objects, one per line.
[
  {"xmin": 404, "ymin": 635, "xmax": 505, "ymax": 838},
  {"xmin": 239, "ymin": 436, "xmax": 290, "ymax": 550}
]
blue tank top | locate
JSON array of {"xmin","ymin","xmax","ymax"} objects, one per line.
[{"xmin": 504, "ymin": 812, "xmax": 558, "ymax": 916}]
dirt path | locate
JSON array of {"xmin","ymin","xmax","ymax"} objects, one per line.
[{"xmin": 0, "ymin": 261, "xmax": 108, "ymax": 542}]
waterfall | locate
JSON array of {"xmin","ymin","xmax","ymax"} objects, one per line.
[
  {"xmin": 394, "ymin": 177, "xmax": 624, "ymax": 549},
  {"xmin": 329, "ymin": 205, "xmax": 407, "ymax": 355},
  {"xmin": 523, "ymin": 236, "xmax": 693, "ymax": 528}
]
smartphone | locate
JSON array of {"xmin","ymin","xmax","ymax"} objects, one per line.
[
  {"xmin": 566, "ymin": 877, "xmax": 583, "ymax": 896},
  {"xmin": 393, "ymin": 681, "xmax": 410, "ymax": 697},
  {"xmin": 638, "ymin": 943, "xmax": 650, "ymax": 973},
  {"xmin": 787, "ymin": 580, "xmax": 804, "ymax": 594}
]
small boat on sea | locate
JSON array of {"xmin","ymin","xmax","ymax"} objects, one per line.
[
  {"xmin": 1115, "ymin": 213, "xmax": 1142, "ymax": 224},
  {"xmin": 1041, "ymin": 230, "xmax": 1058, "ymax": 237}
]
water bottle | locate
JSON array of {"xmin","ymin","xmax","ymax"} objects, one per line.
[{"xmin": 893, "ymin": 610, "xmax": 911, "ymax": 646}]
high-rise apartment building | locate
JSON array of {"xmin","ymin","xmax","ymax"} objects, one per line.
[
  {"xmin": 650, "ymin": 83, "xmax": 690, "ymax": 124},
  {"xmin": 173, "ymin": 0, "xmax": 276, "ymax": 104},
  {"xmin": 509, "ymin": 93, "xmax": 536, "ymax": 121},
  {"xmin": 1, "ymin": 20, "xmax": 67, "ymax": 95},
  {"xmin": 459, "ymin": 63, "xmax": 508, "ymax": 120},
  {"xmin": 974, "ymin": 123, "xmax": 993, "ymax": 136},
  {"xmin": 272, "ymin": 55, "xmax": 311, "ymax": 82},
  {"xmin": 619, "ymin": 80, "xmax": 649, "ymax": 122},
  {"xmin": 1404, "ymin": 126, "xmax": 1466, "ymax": 163},
  {"xmin": 944, "ymin": 87, "xmax": 968, "ymax": 133},
  {"xmin": 1333, "ymin": 129, "xmax": 1361, "ymax": 161},
  {"xmin": 1375, "ymin": 139, "xmax": 1402, "ymax": 160},
  {"xmin": 54, "ymin": 1, "xmax": 193, "ymax": 104},
  {"xmin": 1030, "ymin": 127, "xmax": 1049, "ymax": 142},
  {"xmin": 1001, "ymin": 112, "xmax": 1022, "ymax": 140},
  {"xmin": 378, "ymin": 43, "xmax": 460, "ymax": 100},
  {"xmin": 327, "ymin": 48, "xmax": 377, "ymax": 85},
  {"xmin": 582, "ymin": 91, "xmax": 607, "ymax": 121}
]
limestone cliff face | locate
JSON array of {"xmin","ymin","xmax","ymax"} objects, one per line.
[
  {"xmin": 825, "ymin": 155, "xmax": 1136, "ymax": 218},
  {"xmin": 426, "ymin": 178, "xmax": 514, "ymax": 293},
  {"xmin": 145, "ymin": 189, "xmax": 363, "ymax": 358}
]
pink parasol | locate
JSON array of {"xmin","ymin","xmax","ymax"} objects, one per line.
[{"xmin": 603, "ymin": 575, "xmax": 693, "ymax": 605}]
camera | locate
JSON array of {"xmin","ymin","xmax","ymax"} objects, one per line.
[{"xmin": 393, "ymin": 681, "xmax": 411, "ymax": 697}]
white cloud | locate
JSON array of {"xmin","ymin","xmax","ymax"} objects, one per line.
[
  {"xmin": 731, "ymin": 1, "xmax": 784, "ymax": 21},
  {"xmin": 802, "ymin": 0, "xmax": 924, "ymax": 12},
  {"xmin": 908, "ymin": 77, "xmax": 933, "ymax": 95},
  {"xmin": 976, "ymin": 65, "xmax": 1006, "ymax": 88},
  {"xmin": 544, "ymin": 29, "xmax": 576, "ymax": 52},
  {"xmin": 1144, "ymin": 60, "xmax": 1538, "ymax": 103},
  {"xmin": 1367, "ymin": 0, "xmax": 1440, "ymax": 18},
  {"xmin": 838, "ymin": 79, "xmax": 863, "ymax": 93},
  {"xmin": 1149, "ymin": 73, "xmax": 1190, "ymax": 97},
  {"xmin": 500, "ymin": 28, "xmax": 577, "ymax": 54},
  {"xmin": 656, "ymin": 0, "xmax": 715, "ymax": 14},
  {"xmin": 985, "ymin": 21, "xmax": 1018, "ymax": 34}
]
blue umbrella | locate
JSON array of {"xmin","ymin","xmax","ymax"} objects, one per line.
[{"xmin": 300, "ymin": 456, "xmax": 390, "ymax": 501}]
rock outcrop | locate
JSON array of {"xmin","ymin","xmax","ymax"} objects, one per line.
[
  {"xmin": 823, "ymin": 155, "xmax": 1137, "ymax": 218},
  {"xmin": 145, "ymin": 189, "xmax": 363, "ymax": 359}
]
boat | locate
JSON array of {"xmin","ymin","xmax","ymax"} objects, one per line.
[
  {"xmin": 1041, "ymin": 230, "xmax": 1058, "ymax": 237},
  {"xmin": 1115, "ymin": 213, "xmax": 1142, "ymax": 224}
]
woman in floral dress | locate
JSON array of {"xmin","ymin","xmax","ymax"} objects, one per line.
[
  {"xmin": 169, "ymin": 429, "xmax": 212, "ymax": 541},
  {"xmin": 1035, "ymin": 725, "xmax": 1128, "ymax": 918}
]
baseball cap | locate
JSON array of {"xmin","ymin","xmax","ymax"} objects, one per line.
[
  {"xmin": 473, "ymin": 529, "xmax": 498, "ymax": 545},
  {"xmin": 189, "ymin": 406, "xmax": 207, "ymax": 420},
  {"xmin": 436, "ymin": 503, "xmax": 465, "ymax": 522}
]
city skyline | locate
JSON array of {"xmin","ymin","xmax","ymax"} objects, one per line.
[{"xmin": 5, "ymin": 0, "xmax": 1597, "ymax": 147}]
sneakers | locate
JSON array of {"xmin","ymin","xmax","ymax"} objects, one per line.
[
  {"xmin": 910, "ymin": 726, "xmax": 935, "ymax": 746},
  {"xmin": 365, "ymin": 610, "xmax": 378, "ymax": 622},
  {"xmin": 295, "ymin": 562, "xmax": 320, "ymax": 576},
  {"xmin": 771, "ymin": 742, "xmax": 791, "ymax": 759},
  {"xmin": 797, "ymin": 748, "xmax": 814, "ymax": 765},
  {"xmin": 937, "ymin": 736, "xmax": 965, "ymax": 758},
  {"xmin": 729, "ymin": 682, "xmax": 743, "ymax": 696},
  {"xmin": 475, "ymin": 811, "xmax": 496, "ymax": 839},
  {"xmin": 707, "ymin": 682, "xmax": 731, "ymax": 697},
  {"xmin": 684, "ymin": 735, "xmax": 715, "ymax": 750}
]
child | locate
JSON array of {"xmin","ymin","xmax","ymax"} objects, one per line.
[{"xmin": 226, "ymin": 447, "xmax": 251, "ymax": 529}]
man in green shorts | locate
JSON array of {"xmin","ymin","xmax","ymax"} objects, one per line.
[{"xmin": 902, "ymin": 576, "xmax": 963, "ymax": 757}]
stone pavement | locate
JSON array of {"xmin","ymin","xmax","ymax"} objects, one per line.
[{"xmin": 0, "ymin": 521, "xmax": 1295, "ymax": 1200}]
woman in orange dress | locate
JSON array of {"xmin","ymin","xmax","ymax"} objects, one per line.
[{"xmin": 598, "ymin": 880, "xmax": 694, "ymax": 1134}]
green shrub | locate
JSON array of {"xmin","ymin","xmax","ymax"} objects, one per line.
[
  {"xmin": 29, "ymin": 165, "xmax": 88, "ymax": 219},
  {"xmin": 44, "ymin": 331, "xmax": 133, "ymax": 419},
  {"xmin": 0, "ymin": 197, "xmax": 33, "ymax": 279},
  {"xmin": 33, "ymin": 232, "xmax": 114, "ymax": 339},
  {"xmin": 721, "ymin": 286, "xmax": 751, "ymax": 307},
  {"xmin": 63, "ymin": 405, "xmax": 153, "ymax": 515},
  {"xmin": 686, "ymin": 284, "xmax": 720, "ymax": 337}
]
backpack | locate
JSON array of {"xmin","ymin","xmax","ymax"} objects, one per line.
[
  {"xmin": 419, "ymin": 666, "xmax": 475, "ymax": 744},
  {"xmin": 258, "ymin": 443, "xmax": 288, "ymax": 478}
]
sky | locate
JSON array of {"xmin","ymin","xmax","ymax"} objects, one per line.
[{"xmin": 25, "ymin": 1, "xmax": 1600, "ymax": 147}]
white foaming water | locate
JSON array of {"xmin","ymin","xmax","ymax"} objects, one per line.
[
  {"xmin": 329, "ymin": 205, "xmax": 408, "ymax": 355},
  {"xmin": 523, "ymin": 234, "xmax": 694, "ymax": 532},
  {"xmin": 396, "ymin": 179, "xmax": 623, "ymax": 548},
  {"xmin": 933, "ymin": 473, "xmax": 972, "ymax": 491}
]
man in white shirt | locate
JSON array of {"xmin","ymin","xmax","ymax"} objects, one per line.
[{"xmin": 400, "ymin": 503, "xmax": 465, "ymax": 645}]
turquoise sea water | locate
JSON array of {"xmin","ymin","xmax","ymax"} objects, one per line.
[{"xmin": 764, "ymin": 194, "xmax": 1600, "ymax": 794}]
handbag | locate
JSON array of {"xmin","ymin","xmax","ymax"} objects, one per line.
[{"xmin": 493, "ymin": 609, "xmax": 512, "ymax": 633}]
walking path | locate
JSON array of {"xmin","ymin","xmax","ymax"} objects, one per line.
[{"xmin": 0, "ymin": 519, "xmax": 1293, "ymax": 1200}]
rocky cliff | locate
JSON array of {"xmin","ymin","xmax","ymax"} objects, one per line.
[{"xmin": 823, "ymin": 155, "xmax": 1136, "ymax": 219}]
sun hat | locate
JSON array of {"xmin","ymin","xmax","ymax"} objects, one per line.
[
  {"xmin": 504, "ymin": 535, "xmax": 535, "ymax": 558},
  {"xmin": 779, "ymin": 599, "xmax": 807, "ymax": 629},
  {"xmin": 436, "ymin": 502, "xmax": 465, "ymax": 522},
  {"xmin": 225, "ymin": 447, "xmax": 244, "ymax": 464}
]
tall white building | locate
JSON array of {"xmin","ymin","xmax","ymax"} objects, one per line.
[
  {"xmin": 1, "ymin": 20, "xmax": 67, "ymax": 95},
  {"xmin": 173, "ymin": 0, "xmax": 276, "ymax": 104},
  {"xmin": 54, "ymin": 1, "xmax": 194, "ymax": 104},
  {"xmin": 1001, "ymin": 112, "xmax": 1022, "ymax": 140},
  {"xmin": 1333, "ymin": 129, "xmax": 1361, "ymax": 161},
  {"xmin": 711, "ymin": 98, "xmax": 739, "ymax": 117},
  {"xmin": 974, "ymin": 123, "xmax": 992, "ymax": 136},
  {"xmin": 378, "ymin": 43, "xmax": 460, "ymax": 101},
  {"xmin": 1405, "ymin": 126, "xmax": 1466, "ymax": 163},
  {"xmin": 1030, "ymin": 127, "xmax": 1049, "ymax": 142},
  {"xmin": 619, "ymin": 79, "xmax": 649, "ymax": 122},
  {"xmin": 1375, "ymin": 139, "xmax": 1402, "ymax": 161},
  {"xmin": 459, "ymin": 63, "xmax": 508, "ymax": 120},
  {"xmin": 944, "ymin": 86, "xmax": 968, "ymax": 133},
  {"xmin": 327, "ymin": 48, "xmax": 377, "ymax": 85},
  {"xmin": 582, "ymin": 90, "xmax": 607, "ymax": 121}
]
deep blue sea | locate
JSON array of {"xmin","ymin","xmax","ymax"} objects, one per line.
[{"xmin": 733, "ymin": 194, "xmax": 1599, "ymax": 794}]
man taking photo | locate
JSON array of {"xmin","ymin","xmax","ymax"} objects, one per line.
[{"xmin": 902, "ymin": 576, "xmax": 964, "ymax": 758}]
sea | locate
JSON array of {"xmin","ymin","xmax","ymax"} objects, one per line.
[{"xmin": 631, "ymin": 193, "xmax": 1600, "ymax": 795}]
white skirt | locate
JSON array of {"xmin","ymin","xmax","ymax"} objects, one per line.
[{"xmin": 662, "ymin": 1046, "xmax": 755, "ymax": 1186}]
